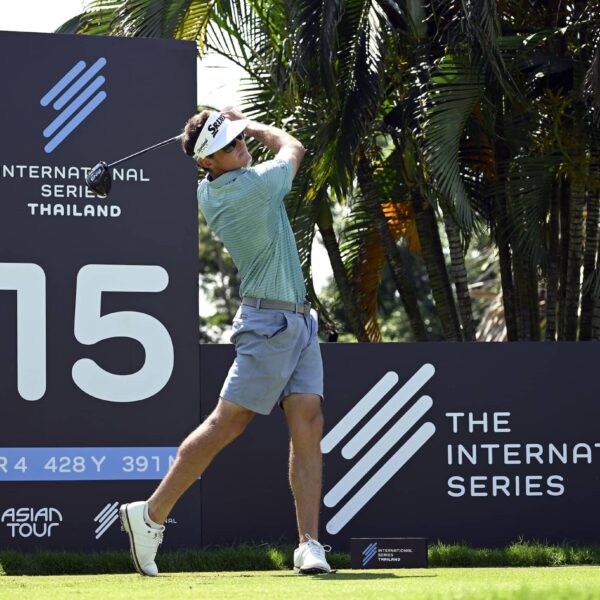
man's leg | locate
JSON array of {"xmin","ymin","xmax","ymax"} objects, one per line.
[
  {"xmin": 149, "ymin": 397, "xmax": 255, "ymax": 523},
  {"xmin": 121, "ymin": 398, "xmax": 254, "ymax": 576},
  {"xmin": 283, "ymin": 392, "xmax": 330, "ymax": 574},
  {"xmin": 282, "ymin": 393, "xmax": 323, "ymax": 542}
]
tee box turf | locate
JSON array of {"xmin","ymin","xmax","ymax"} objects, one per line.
[{"xmin": 351, "ymin": 538, "xmax": 428, "ymax": 569}]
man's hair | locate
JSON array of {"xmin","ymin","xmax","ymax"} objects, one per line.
[{"xmin": 181, "ymin": 109, "xmax": 214, "ymax": 157}]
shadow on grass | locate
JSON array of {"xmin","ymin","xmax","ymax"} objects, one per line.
[
  {"xmin": 326, "ymin": 572, "xmax": 437, "ymax": 580},
  {"xmin": 263, "ymin": 572, "xmax": 437, "ymax": 580}
]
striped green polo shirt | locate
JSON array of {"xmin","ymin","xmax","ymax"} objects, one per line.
[{"xmin": 197, "ymin": 158, "xmax": 307, "ymax": 304}]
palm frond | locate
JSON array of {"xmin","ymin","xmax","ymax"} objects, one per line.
[
  {"xmin": 467, "ymin": 0, "xmax": 524, "ymax": 100},
  {"xmin": 338, "ymin": 140, "xmax": 421, "ymax": 341},
  {"xmin": 58, "ymin": 0, "xmax": 215, "ymax": 44},
  {"xmin": 505, "ymin": 154, "xmax": 561, "ymax": 270},
  {"xmin": 311, "ymin": 2, "xmax": 388, "ymax": 197},
  {"xmin": 319, "ymin": 0, "xmax": 345, "ymax": 96},
  {"xmin": 444, "ymin": 0, "xmax": 526, "ymax": 104},
  {"xmin": 416, "ymin": 55, "xmax": 484, "ymax": 230},
  {"xmin": 54, "ymin": 13, "xmax": 89, "ymax": 33},
  {"xmin": 583, "ymin": 30, "xmax": 600, "ymax": 124},
  {"xmin": 338, "ymin": 190, "xmax": 384, "ymax": 341},
  {"xmin": 58, "ymin": 1, "xmax": 120, "ymax": 35}
]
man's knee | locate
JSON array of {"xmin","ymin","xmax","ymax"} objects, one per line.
[
  {"xmin": 179, "ymin": 399, "xmax": 254, "ymax": 457},
  {"xmin": 284, "ymin": 394, "xmax": 323, "ymax": 431},
  {"xmin": 210, "ymin": 397, "xmax": 255, "ymax": 440}
]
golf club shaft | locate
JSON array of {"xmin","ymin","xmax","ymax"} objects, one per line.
[{"xmin": 107, "ymin": 134, "xmax": 183, "ymax": 168}]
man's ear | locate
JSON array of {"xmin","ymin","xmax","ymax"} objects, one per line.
[{"xmin": 198, "ymin": 157, "xmax": 212, "ymax": 171}]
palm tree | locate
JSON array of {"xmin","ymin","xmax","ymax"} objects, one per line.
[
  {"xmin": 60, "ymin": 0, "xmax": 600, "ymax": 343},
  {"xmin": 415, "ymin": 0, "xmax": 600, "ymax": 342}
]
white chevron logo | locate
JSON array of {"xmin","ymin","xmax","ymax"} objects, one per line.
[
  {"xmin": 93, "ymin": 501, "xmax": 119, "ymax": 539},
  {"xmin": 321, "ymin": 363, "xmax": 436, "ymax": 534}
]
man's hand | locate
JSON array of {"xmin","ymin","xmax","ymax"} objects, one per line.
[
  {"xmin": 243, "ymin": 119, "xmax": 305, "ymax": 178},
  {"xmin": 221, "ymin": 106, "xmax": 246, "ymax": 122},
  {"xmin": 220, "ymin": 106, "xmax": 305, "ymax": 177}
]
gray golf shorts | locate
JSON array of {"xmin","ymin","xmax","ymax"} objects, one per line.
[{"xmin": 220, "ymin": 304, "xmax": 324, "ymax": 415}]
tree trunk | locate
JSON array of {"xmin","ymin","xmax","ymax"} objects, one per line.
[
  {"xmin": 580, "ymin": 132, "xmax": 600, "ymax": 340},
  {"xmin": 590, "ymin": 135, "xmax": 600, "ymax": 341},
  {"xmin": 317, "ymin": 199, "xmax": 371, "ymax": 342},
  {"xmin": 512, "ymin": 255, "xmax": 532, "ymax": 340},
  {"xmin": 564, "ymin": 177, "xmax": 586, "ymax": 340},
  {"xmin": 558, "ymin": 179, "xmax": 570, "ymax": 339},
  {"xmin": 493, "ymin": 113, "xmax": 519, "ymax": 340},
  {"xmin": 443, "ymin": 209, "xmax": 476, "ymax": 340},
  {"xmin": 579, "ymin": 192, "xmax": 599, "ymax": 340},
  {"xmin": 494, "ymin": 230, "xmax": 518, "ymax": 339},
  {"xmin": 411, "ymin": 194, "xmax": 462, "ymax": 340},
  {"xmin": 357, "ymin": 153, "xmax": 428, "ymax": 341},
  {"xmin": 545, "ymin": 179, "xmax": 560, "ymax": 340},
  {"xmin": 564, "ymin": 83, "xmax": 589, "ymax": 339},
  {"xmin": 527, "ymin": 264, "xmax": 541, "ymax": 341},
  {"xmin": 593, "ymin": 296, "xmax": 600, "ymax": 339}
]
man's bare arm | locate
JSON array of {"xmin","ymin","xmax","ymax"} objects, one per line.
[{"xmin": 221, "ymin": 109, "xmax": 305, "ymax": 177}]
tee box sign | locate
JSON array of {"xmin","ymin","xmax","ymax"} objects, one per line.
[
  {"xmin": 0, "ymin": 31, "xmax": 200, "ymax": 551},
  {"xmin": 351, "ymin": 538, "xmax": 428, "ymax": 569}
]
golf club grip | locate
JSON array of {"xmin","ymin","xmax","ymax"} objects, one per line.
[{"xmin": 108, "ymin": 134, "xmax": 183, "ymax": 168}]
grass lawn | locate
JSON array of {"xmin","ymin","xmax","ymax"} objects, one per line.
[{"xmin": 2, "ymin": 566, "xmax": 600, "ymax": 600}]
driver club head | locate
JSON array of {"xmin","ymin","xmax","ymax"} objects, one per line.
[
  {"xmin": 85, "ymin": 134, "xmax": 182, "ymax": 197},
  {"xmin": 86, "ymin": 161, "xmax": 112, "ymax": 197}
]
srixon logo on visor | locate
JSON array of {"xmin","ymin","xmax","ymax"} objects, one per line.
[{"xmin": 208, "ymin": 114, "xmax": 226, "ymax": 138}]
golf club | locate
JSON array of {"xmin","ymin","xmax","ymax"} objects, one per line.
[{"xmin": 85, "ymin": 134, "xmax": 183, "ymax": 197}]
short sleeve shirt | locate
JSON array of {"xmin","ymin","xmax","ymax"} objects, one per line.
[{"xmin": 197, "ymin": 158, "xmax": 307, "ymax": 304}]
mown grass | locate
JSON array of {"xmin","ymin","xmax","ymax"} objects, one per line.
[
  {"xmin": 2, "ymin": 567, "xmax": 600, "ymax": 600},
  {"xmin": 2, "ymin": 541, "xmax": 600, "ymax": 576}
]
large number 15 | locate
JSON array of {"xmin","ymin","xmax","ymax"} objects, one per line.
[{"xmin": 0, "ymin": 263, "xmax": 175, "ymax": 403}]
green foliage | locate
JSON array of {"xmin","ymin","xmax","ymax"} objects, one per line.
[
  {"xmin": 61, "ymin": 0, "xmax": 600, "ymax": 342},
  {"xmin": 198, "ymin": 209, "xmax": 240, "ymax": 343},
  {"xmin": 57, "ymin": 0, "xmax": 216, "ymax": 45},
  {"xmin": 4, "ymin": 541, "xmax": 600, "ymax": 576},
  {"xmin": 418, "ymin": 56, "xmax": 485, "ymax": 230},
  {"xmin": 429, "ymin": 540, "xmax": 600, "ymax": 568}
]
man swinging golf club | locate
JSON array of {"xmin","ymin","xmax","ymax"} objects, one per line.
[{"xmin": 119, "ymin": 108, "xmax": 331, "ymax": 576}]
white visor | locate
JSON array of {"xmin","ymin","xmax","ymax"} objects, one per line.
[{"xmin": 193, "ymin": 113, "xmax": 249, "ymax": 160}]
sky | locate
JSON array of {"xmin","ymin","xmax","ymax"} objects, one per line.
[
  {"xmin": 0, "ymin": 0, "xmax": 245, "ymax": 109},
  {"xmin": 0, "ymin": 0, "xmax": 332, "ymax": 302},
  {"xmin": 0, "ymin": 0, "xmax": 85, "ymax": 33}
]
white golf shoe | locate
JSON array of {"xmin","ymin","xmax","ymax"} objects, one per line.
[
  {"xmin": 119, "ymin": 501, "xmax": 165, "ymax": 577},
  {"xmin": 293, "ymin": 534, "xmax": 331, "ymax": 574}
]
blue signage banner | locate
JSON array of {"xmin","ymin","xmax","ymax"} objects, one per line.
[{"xmin": 0, "ymin": 447, "xmax": 180, "ymax": 481}]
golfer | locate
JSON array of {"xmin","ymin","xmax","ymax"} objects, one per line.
[{"xmin": 119, "ymin": 108, "xmax": 330, "ymax": 576}]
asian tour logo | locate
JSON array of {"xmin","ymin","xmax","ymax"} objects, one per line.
[
  {"xmin": 1, "ymin": 507, "xmax": 63, "ymax": 538},
  {"xmin": 321, "ymin": 364, "xmax": 436, "ymax": 534},
  {"xmin": 41, "ymin": 57, "xmax": 108, "ymax": 154}
]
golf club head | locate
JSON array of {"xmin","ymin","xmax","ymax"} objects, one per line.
[{"xmin": 86, "ymin": 161, "xmax": 112, "ymax": 197}]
